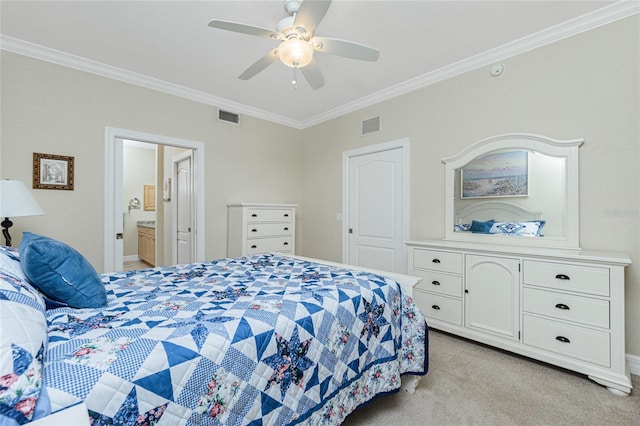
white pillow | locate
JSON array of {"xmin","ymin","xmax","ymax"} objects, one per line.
[
  {"xmin": 0, "ymin": 246, "xmax": 28, "ymax": 282},
  {"xmin": 0, "ymin": 267, "xmax": 50, "ymax": 424}
]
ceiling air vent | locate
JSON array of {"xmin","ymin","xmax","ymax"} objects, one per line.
[
  {"xmin": 218, "ymin": 109, "xmax": 240, "ymax": 125},
  {"xmin": 361, "ymin": 116, "xmax": 380, "ymax": 136}
]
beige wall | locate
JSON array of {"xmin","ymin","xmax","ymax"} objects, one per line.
[
  {"xmin": 300, "ymin": 16, "xmax": 639, "ymax": 356},
  {"xmin": 0, "ymin": 51, "xmax": 304, "ymax": 271}
]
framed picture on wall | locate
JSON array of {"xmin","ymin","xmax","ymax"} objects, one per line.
[
  {"xmin": 33, "ymin": 152, "xmax": 74, "ymax": 190},
  {"xmin": 460, "ymin": 150, "xmax": 528, "ymax": 198}
]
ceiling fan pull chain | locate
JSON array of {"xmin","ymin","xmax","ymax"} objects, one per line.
[{"xmin": 292, "ymin": 64, "xmax": 299, "ymax": 89}]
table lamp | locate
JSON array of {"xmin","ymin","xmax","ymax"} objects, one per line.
[{"xmin": 0, "ymin": 179, "xmax": 45, "ymax": 246}]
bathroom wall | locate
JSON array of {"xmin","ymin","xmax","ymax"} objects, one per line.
[{"xmin": 123, "ymin": 142, "xmax": 156, "ymax": 258}]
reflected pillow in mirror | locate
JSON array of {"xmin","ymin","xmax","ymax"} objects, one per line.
[
  {"xmin": 454, "ymin": 223, "xmax": 472, "ymax": 232},
  {"xmin": 490, "ymin": 221, "xmax": 546, "ymax": 237},
  {"xmin": 470, "ymin": 220, "xmax": 495, "ymax": 234}
]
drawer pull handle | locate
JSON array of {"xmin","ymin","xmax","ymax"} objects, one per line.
[
  {"xmin": 432, "ymin": 259, "xmax": 441, "ymax": 264},
  {"xmin": 284, "ymin": 227, "xmax": 289, "ymax": 231},
  {"xmin": 431, "ymin": 305, "xmax": 441, "ymax": 310},
  {"xmin": 555, "ymin": 336, "xmax": 571, "ymax": 344},
  {"xmin": 251, "ymin": 245, "xmax": 257, "ymax": 249},
  {"xmin": 283, "ymin": 242, "xmax": 289, "ymax": 246},
  {"xmin": 251, "ymin": 229, "xmax": 258, "ymax": 232},
  {"xmin": 555, "ymin": 303, "xmax": 570, "ymax": 310},
  {"xmin": 251, "ymin": 214, "xmax": 258, "ymax": 217},
  {"xmin": 555, "ymin": 274, "xmax": 570, "ymax": 280},
  {"xmin": 284, "ymin": 214, "xmax": 289, "ymax": 217},
  {"xmin": 431, "ymin": 280, "xmax": 441, "ymax": 286}
]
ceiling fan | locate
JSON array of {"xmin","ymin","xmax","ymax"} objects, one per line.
[{"xmin": 208, "ymin": 0, "xmax": 380, "ymax": 90}]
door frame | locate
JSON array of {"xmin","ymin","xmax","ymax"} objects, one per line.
[
  {"xmin": 104, "ymin": 127, "xmax": 205, "ymax": 272},
  {"xmin": 172, "ymin": 150, "xmax": 195, "ymax": 265},
  {"xmin": 341, "ymin": 138, "xmax": 410, "ymax": 272}
]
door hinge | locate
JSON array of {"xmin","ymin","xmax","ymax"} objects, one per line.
[
  {"xmin": 116, "ymin": 233, "xmax": 123, "ymax": 240},
  {"xmin": 518, "ymin": 263, "xmax": 521, "ymax": 272},
  {"xmin": 349, "ymin": 228, "xmax": 353, "ymax": 234},
  {"xmin": 518, "ymin": 331, "xmax": 521, "ymax": 340}
]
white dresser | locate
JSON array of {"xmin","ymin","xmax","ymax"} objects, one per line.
[
  {"xmin": 228, "ymin": 203, "xmax": 296, "ymax": 257},
  {"xmin": 407, "ymin": 240, "xmax": 632, "ymax": 395}
]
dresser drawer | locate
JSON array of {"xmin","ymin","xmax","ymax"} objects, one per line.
[
  {"xmin": 246, "ymin": 237, "xmax": 293, "ymax": 254},
  {"xmin": 414, "ymin": 270, "xmax": 463, "ymax": 298},
  {"xmin": 247, "ymin": 208, "xmax": 293, "ymax": 223},
  {"xmin": 413, "ymin": 249, "xmax": 462, "ymax": 274},
  {"xmin": 523, "ymin": 261, "xmax": 609, "ymax": 296},
  {"xmin": 523, "ymin": 315, "xmax": 610, "ymax": 367},
  {"xmin": 247, "ymin": 223, "xmax": 293, "ymax": 238},
  {"xmin": 523, "ymin": 287, "xmax": 609, "ymax": 329},
  {"xmin": 413, "ymin": 291, "xmax": 462, "ymax": 326}
]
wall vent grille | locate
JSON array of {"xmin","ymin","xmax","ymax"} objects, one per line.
[
  {"xmin": 361, "ymin": 116, "xmax": 380, "ymax": 135},
  {"xmin": 218, "ymin": 109, "xmax": 240, "ymax": 125}
]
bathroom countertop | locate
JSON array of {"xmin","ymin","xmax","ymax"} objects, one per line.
[{"xmin": 137, "ymin": 221, "xmax": 156, "ymax": 229}]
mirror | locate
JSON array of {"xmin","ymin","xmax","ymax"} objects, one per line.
[{"xmin": 443, "ymin": 133, "xmax": 583, "ymax": 250}]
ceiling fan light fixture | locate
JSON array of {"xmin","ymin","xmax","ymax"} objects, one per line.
[{"xmin": 278, "ymin": 38, "xmax": 313, "ymax": 68}]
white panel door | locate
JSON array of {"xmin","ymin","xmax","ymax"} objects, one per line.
[
  {"xmin": 348, "ymin": 147, "xmax": 405, "ymax": 273},
  {"xmin": 175, "ymin": 155, "xmax": 193, "ymax": 264}
]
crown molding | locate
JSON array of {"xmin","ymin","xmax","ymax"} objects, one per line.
[
  {"xmin": 301, "ymin": 1, "xmax": 639, "ymax": 128},
  {"xmin": 1, "ymin": 1, "xmax": 637, "ymax": 130},
  {"xmin": 0, "ymin": 35, "xmax": 302, "ymax": 129}
]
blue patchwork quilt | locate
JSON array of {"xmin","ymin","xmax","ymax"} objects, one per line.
[{"xmin": 42, "ymin": 254, "xmax": 428, "ymax": 425}]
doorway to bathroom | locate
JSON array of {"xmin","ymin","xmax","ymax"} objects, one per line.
[
  {"xmin": 104, "ymin": 127, "xmax": 205, "ymax": 273},
  {"xmin": 122, "ymin": 140, "xmax": 158, "ymax": 269}
]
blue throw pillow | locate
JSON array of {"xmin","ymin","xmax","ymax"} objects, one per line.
[
  {"xmin": 19, "ymin": 232, "xmax": 106, "ymax": 309},
  {"xmin": 470, "ymin": 220, "xmax": 495, "ymax": 234}
]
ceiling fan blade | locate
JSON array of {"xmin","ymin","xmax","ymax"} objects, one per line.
[
  {"xmin": 208, "ymin": 19, "xmax": 278, "ymax": 39},
  {"xmin": 301, "ymin": 59, "xmax": 325, "ymax": 90},
  {"xmin": 293, "ymin": 0, "xmax": 332, "ymax": 36},
  {"xmin": 312, "ymin": 36, "xmax": 380, "ymax": 61},
  {"xmin": 239, "ymin": 49, "xmax": 279, "ymax": 80}
]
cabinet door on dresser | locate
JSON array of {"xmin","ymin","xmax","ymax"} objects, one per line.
[{"xmin": 465, "ymin": 255, "xmax": 520, "ymax": 340}]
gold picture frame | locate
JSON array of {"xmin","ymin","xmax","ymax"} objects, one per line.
[{"xmin": 33, "ymin": 152, "xmax": 74, "ymax": 190}]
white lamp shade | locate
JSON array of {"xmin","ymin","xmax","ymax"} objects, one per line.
[{"xmin": 0, "ymin": 179, "xmax": 45, "ymax": 217}]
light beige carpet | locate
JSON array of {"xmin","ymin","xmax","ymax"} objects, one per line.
[{"xmin": 344, "ymin": 330, "xmax": 639, "ymax": 425}]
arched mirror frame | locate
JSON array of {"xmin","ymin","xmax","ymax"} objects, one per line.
[{"xmin": 443, "ymin": 133, "xmax": 584, "ymax": 250}]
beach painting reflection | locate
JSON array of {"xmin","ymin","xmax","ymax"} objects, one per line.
[{"xmin": 461, "ymin": 150, "xmax": 528, "ymax": 198}]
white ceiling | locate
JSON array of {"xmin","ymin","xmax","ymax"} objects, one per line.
[{"xmin": 1, "ymin": 1, "xmax": 635, "ymax": 129}]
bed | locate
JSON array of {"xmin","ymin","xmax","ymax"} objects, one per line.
[{"xmin": 0, "ymin": 239, "xmax": 428, "ymax": 426}]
